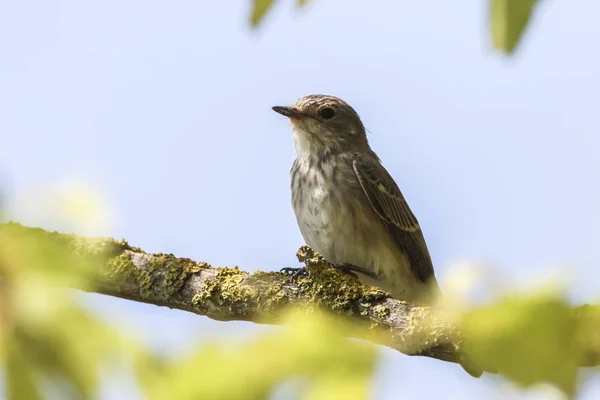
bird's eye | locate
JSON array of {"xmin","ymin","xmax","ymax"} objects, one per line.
[{"xmin": 319, "ymin": 107, "xmax": 335, "ymax": 120}]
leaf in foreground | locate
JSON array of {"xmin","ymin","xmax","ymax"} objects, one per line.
[
  {"xmin": 251, "ymin": 0, "xmax": 276, "ymax": 27},
  {"xmin": 462, "ymin": 289, "xmax": 583, "ymax": 396},
  {"xmin": 490, "ymin": 0, "xmax": 539, "ymax": 53},
  {"xmin": 140, "ymin": 312, "xmax": 377, "ymax": 400}
]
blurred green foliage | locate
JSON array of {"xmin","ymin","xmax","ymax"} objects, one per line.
[
  {"xmin": 2, "ymin": 221, "xmax": 599, "ymax": 398},
  {"xmin": 250, "ymin": 0, "xmax": 540, "ymax": 55},
  {"xmin": 1, "ymin": 224, "xmax": 144, "ymax": 399},
  {"xmin": 251, "ymin": 0, "xmax": 275, "ymax": 27},
  {"xmin": 141, "ymin": 313, "xmax": 376, "ymax": 400},
  {"xmin": 490, "ymin": 0, "xmax": 538, "ymax": 53},
  {"xmin": 0, "ymin": 223, "xmax": 377, "ymax": 399},
  {"xmin": 250, "ymin": 0, "xmax": 308, "ymax": 27},
  {"xmin": 461, "ymin": 289, "xmax": 586, "ymax": 396}
]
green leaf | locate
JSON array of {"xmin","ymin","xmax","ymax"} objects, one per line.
[
  {"xmin": 462, "ymin": 290, "xmax": 583, "ymax": 396},
  {"xmin": 0, "ymin": 222, "xmax": 149, "ymax": 399},
  {"xmin": 5, "ymin": 341, "xmax": 42, "ymax": 400},
  {"xmin": 250, "ymin": 0, "xmax": 276, "ymax": 27},
  {"xmin": 490, "ymin": 0, "xmax": 539, "ymax": 53},
  {"xmin": 140, "ymin": 312, "xmax": 376, "ymax": 400},
  {"xmin": 572, "ymin": 304, "xmax": 600, "ymax": 367}
]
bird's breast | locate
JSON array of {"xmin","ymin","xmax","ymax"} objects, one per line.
[
  {"xmin": 291, "ymin": 159, "xmax": 334, "ymax": 245},
  {"xmin": 290, "ymin": 156, "xmax": 370, "ymax": 262}
]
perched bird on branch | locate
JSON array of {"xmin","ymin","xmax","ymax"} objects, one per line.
[
  {"xmin": 273, "ymin": 94, "xmax": 441, "ymax": 306},
  {"xmin": 273, "ymin": 94, "xmax": 483, "ymax": 378}
]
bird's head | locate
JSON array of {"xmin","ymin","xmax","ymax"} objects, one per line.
[{"xmin": 272, "ymin": 94, "xmax": 370, "ymax": 155}]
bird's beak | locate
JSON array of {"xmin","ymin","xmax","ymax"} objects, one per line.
[{"xmin": 272, "ymin": 106, "xmax": 304, "ymax": 119}]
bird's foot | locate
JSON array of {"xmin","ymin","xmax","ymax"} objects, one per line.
[
  {"xmin": 330, "ymin": 263, "xmax": 378, "ymax": 279},
  {"xmin": 280, "ymin": 266, "xmax": 308, "ymax": 281}
]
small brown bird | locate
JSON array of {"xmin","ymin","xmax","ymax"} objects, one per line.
[
  {"xmin": 273, "ymin": 94, "xmax": 441, "ymax": 305},
  {"xmin": 273, "ymin": 95, "xmax": 483, "ymax": 377}
]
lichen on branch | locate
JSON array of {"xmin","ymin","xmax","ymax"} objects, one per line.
[
  {"xmin": 3, "ymin": 222, "xmax": 599, "ymax": 382},
  {"xmin": 0, "ymin": 222, "xmax": 465, "ymax": 362}
]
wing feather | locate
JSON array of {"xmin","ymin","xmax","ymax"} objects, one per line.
[{"xmin": 352, "ymin": 156, "xmax": 436, "ymax": 284}]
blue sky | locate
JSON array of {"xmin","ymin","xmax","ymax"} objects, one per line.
[{"xmin": 2, "ymin": 0, "xmax": 600, "ymax": 398}]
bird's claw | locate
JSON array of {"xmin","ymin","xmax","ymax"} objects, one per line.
[
  {"xmin": 281, "ymin": 263, "xmax": 377, "ymax": 282},
  {"xmin": 330, "ymin": 263, "xmax": 359, "ymax": 278},
  {"xmin": 280, "ymin": 266, "xmax": 308, "ymax": 281}
]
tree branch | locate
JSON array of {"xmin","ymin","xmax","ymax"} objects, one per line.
[{"xmin": 2, "ymin": 223, "xmax": 598, "ymax": 377}]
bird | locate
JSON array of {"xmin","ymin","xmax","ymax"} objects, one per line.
[
  {"xmin": 272, "ymin": 94, "xmax": 442, "ymax": 305},
  {"xmin": 273, "ymin": 95, "xmax": 484, "ymax": 377}
]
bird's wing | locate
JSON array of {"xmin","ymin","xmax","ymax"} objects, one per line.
[{"xmin": 352, "ymin": 156, "xmax": 436, "ymax": 284}]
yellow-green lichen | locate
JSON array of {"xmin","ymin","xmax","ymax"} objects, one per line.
[
  {"xmin": 162, "ymin": 256, "xmax": 205, "ymax": 298},
  {"xmin": 285, "ymin": 246, "xmax": 390, "ymax": 316},
  {"xmin": 104, "ymin": 251, "xmax": 155, "ymax": 299},
  {"xmin": 215, "ymin": 266, "xmax": 243, "ymax": 278},
  {"xmin": 295, "ymin": 264, "xmax": 388, "ymax": 314},
  {"xmin": 105, "ymin": 250, "xmax": 213, "ymax": 301},
  {"xmin": 220, "ymin": 274, "xmax": 258, "ymax": 304},
  {"xmin": 262, "ymin": 280, "xmax": 289, "ymax": 312},
  {"xmin": 106, "ymin": 251, "xmax": 138, "ymax": 283},
  {"xmin": 136, "ymin": 254, "xmax": 165, "ymax": 298},
  {"xmin": 139, "ymin": 254, "xmax": 211, "ymax": 300},
  {"xmin": 373, "ymin": 304, "xmax": 391, "ymax": 318},
  {"xmin": 195, "ymin": 276, "xmax": 220, "ymax": 305},
  {"xmin": 192, "ymin": 267, "xmax": 260, "ymax": 316}
]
